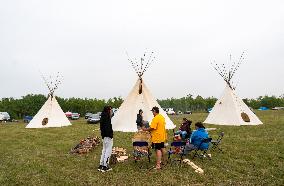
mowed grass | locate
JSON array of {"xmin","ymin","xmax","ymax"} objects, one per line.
[{"xmin": 0, "ymin": 111, "xmax": 283, "ymax": 186}]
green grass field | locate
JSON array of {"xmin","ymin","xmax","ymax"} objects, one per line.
[{"xmin": 0, "ymin": 111, "xmax": 283, "ymax": 185}]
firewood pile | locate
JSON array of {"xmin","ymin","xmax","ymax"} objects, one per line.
[
  {"xmin": 70, "ymin": 136, "xmax": 100, "ymax": 154},
  {"xmin": 110, "ymin": 147, "xmax": 128, "ymax": 164},
  {"xmin": 133, "ymin": 146, "xmax": 149, "ymax": 158}
]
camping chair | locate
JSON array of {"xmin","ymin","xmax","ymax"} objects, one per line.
[
  {"xmin": 133, "ymin": 141, "xmax": 151, "ymax": 164},
  {"xmin": 168, "ymin": 141, "xmax": 186, "ymax": 164},
  {"xmin": 211, "ymin": 132, "xmax": 224, "ymax": 152},
  {"xmin": 192, "ymin": 138, "xmax": 212, "ymax": 159}
]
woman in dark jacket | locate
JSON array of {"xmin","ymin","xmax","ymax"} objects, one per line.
[
  {"xmin": 98, "ymin": 106, "xmax": 113, "ymax": 172},
  {"xmin": 136, "ymin": 109, "xmax": 143, "ymax": 130}
]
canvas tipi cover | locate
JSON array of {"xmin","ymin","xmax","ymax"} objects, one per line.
[
  {"xmin": 26, "ymin": 96, "xmax": 71, "ymax": 128},
  {"xmin": 112, "ymin": 78, "xmax": 176, "ymax": 132},
  {"xmin": 204, "ymin": 84, "xmax": 263, "ymax": 126}
]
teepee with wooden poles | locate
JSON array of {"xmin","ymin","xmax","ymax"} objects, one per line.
[
  {"xmin": 26, "ymin": 73, "xmax": 71, "ymax": 128},
  {"xmin": 204, "ymin": 52, "xmax": 263, "ymax": 126},
  {"xmin": 112, "ymin": 51, "xmax": 176, "ymax": 132}
]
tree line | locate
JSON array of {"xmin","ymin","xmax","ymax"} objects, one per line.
[
  {"xmin": 0, "ymin": 94, "xmax": 123, "ymax": 119},
  {"xmin": 158, "ymin": 94, "xmax": 284, "ymax": 112},
  {"xmin": 0, "ymin": 94, "xmax": 283, "ymax": 119}
]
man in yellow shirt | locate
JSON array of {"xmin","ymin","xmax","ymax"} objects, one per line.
[{"xmin": 142, "ymin": 106, "xmax": 167, "ymax": 169}]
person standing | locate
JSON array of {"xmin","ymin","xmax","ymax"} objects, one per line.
[
  {"xmin": 136, "ymin": 109, "xmax": 143, "ymax": 130},
  {"xmin": 98, "ymin": 106, "xmax": 113, "ymax": 172},
  {"xmin": 142, "ymin": 106, "xmax": 167, "ymax": 169}
]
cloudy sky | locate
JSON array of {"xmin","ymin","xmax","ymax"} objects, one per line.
[{"xmin": 0, "ymin": 0, "xmax": 283, "ymax": 99}]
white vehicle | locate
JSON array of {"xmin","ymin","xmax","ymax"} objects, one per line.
[
  {"xmin": 177, "ymin": 111, "xmax": 183, "ymax": 115},
  {"xmin": 0, "ymin": 112, "xmax": 11, "ymax": 121},
  {"xmin": 71, "ymin": 113, "xmax": 80, "ymax": 120},
  {"xmin": 112, "ymin": 108, "xmax": 118, "ymax": 115},
  {"xmin": 165, "ymin": 108, "xmax": 176, "ymax": 115},
  {"xmin": 272, "ymin": 107, "xmax": 284, "ymax": 110}
]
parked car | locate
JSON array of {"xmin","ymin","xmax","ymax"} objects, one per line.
[
  {"xmin": 65, "ymin": 111, "xmax": 72, "ymax": 118},
  {"xmin": 0, "ymin": 112, "xmax": 11, "ymax": 121},
  {"xmin": 177, "ymin": 111, "xmax": 183, "ymax": 115},
  {"xmin": 271, "ymin": 107, "xmax": 284, "ymax": 110},
  {"xmin": 87, "ymin": 114, "xmax": 101, "ymax": 124},
  {"xmin": 207, "ymin": 108, "xmax": 212, "ymax": 113},
  {"xmin": 165, "ymin": 108, "xmax": 176, "ymax": 115},
  {"xmin": 85, "ymin": 112, "xmax": 93, "ymax": 119},
  {"xmin": 71, "ymin": 113, "xmax": 80, "ymax": 120},
  {"xmin": 23, "ymin": 116, "xmax": 33, "ymax": 123},
  {"xmin": 184, "ymin": 110, "xmax": 192, "ymax": 114},
  {"xmin": 112, "ymin": 108, "xmax": 118, "ymax": 115}
]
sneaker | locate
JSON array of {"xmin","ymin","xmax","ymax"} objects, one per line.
[
  {"xmin": 97, "ymin": 165, "xmax": 103, "ymax": 171},
  {"xmin": 101, "ymin": 166, "xmax": 112, "ymax": 172}
]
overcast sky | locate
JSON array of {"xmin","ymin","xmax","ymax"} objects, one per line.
[{"xmin": 0, "ymin": 0, "xmax": 283, "ymax": 100}]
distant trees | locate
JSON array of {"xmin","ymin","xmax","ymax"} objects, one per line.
[
  {"xmin": 0, "ymin": 94, "xmax": 46, "ymax": 119},
  {"xmin": 159, "ymin": 95, "xmax": 284, "ymax": 112},
  {"xmin": 0, "ymin": 94, "xmax": 123, "ymax": 119},
  {"xmin": 57, "ymin": 96, "xmax": 123, "ymax": 115},
  {"xmin": 158, "ymin": 95, "xmax": 217, "ymax": 112},
  {"xmin": 0, "ymin": 94, "xmax": 283, "ymax": 119},
  {"xmin": 244, "ymin": 95, "xmax": 284, "ymax": 109}
]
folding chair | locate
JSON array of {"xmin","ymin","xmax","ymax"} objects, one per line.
[
  {"xmin": 168, "ymin": 141, "xmax": 186, "ymax": 163},
  {"xmin": 192, "ymin": 138, "xmax": 212, "ymax": 159},
  {"xmin": 211, "ymin": 132, "xmax": 224, "ymax": 152},
  {"xmin": 133, "ymin": 141, "xmax": 151, "ymax": 163}
]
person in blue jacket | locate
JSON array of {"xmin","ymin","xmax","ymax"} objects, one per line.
[{"xmin": 185, "ymin": 122, "xmax": 209, "ymax": 153}]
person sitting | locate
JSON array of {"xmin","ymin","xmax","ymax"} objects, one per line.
[
  {"xmin": 185, "ymin": 122, "xmax": 209, "ymax": 153},
  {"xmin": 136, "ymin": 109, "xmax": 143, "ymax": 130},
  {"xmin": 174, "ymin": 118, "xmax": 192, "ymax": 140}
]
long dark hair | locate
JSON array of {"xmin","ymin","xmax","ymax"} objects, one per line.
[
  {"xmin": 102, "ymin": 106, "xmax": 112, "ymax": 116},
  {"xmin": 183, "ymin": 118, "xmax": 192, "ymax": 125},
  {"xmin": 195, "ymin": 122, "xmax": 205, "ymax": 129}
]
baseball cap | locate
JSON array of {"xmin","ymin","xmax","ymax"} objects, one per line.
[{"xmin": 150, "ymin": 106, "xmax": 159, "ymax": 112}]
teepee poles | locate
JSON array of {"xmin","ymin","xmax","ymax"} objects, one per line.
[
  {"xmin": 40, "ymin": 72, "xmax": 63, "ymax": 98},
  {"xmin": 211, "ymin": 51, "xmax": 246, "ymax": 89},
  {"xmin": 126, "ymin": 50, "xmax": 156, "ymax": 78}
]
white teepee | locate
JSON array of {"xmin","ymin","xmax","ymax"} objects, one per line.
[
  {"xmin": 204, "ymin": 52, "xmax": 263, "ymax": 126},
  {"xmin": 26, "ymin": 73, "xmax": 71, "ymax": 128},
  {"xmin": 112, "ymin": 52, "xmax": 176, "ymax": 132}
]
